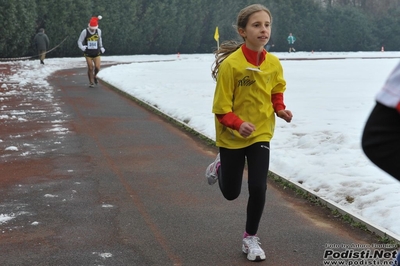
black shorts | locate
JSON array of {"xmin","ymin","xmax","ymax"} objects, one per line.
[{"xmin": 84, "ymin": 53, "xmax": 100, "ymax": 59}]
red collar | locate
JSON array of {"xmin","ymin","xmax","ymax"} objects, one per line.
[{"xmin": 241, "ymin": 44, "xmax": 266, "ymax": 67}]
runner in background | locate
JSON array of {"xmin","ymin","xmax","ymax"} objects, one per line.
[
  {"xmin": 77, "ymin": 16, "xmax": 105, "ymax": 87},
  {"xmin": 287, "ymin": 33, "xmax": 296, "ymax": 53},
  {"xmin": 265, "ymin": 37, "xmax": 274, "ymax": 52}
]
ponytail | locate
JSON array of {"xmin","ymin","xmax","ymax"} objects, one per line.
[{"xmin": 211, "ymin": 41, "xmax": 242, "ymax": 81}]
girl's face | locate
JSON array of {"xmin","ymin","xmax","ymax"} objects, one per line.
[{"xmin": 238, "ymin": 11, "xmax": 271, "ymax": 51}]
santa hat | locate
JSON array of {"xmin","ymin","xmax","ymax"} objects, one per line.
[{"xmin": 88, "ymin": 15, "xmax": 102, "ymax": 29}]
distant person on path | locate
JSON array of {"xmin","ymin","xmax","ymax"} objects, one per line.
[
  {"xmin": 206, "ymin": 4, "xmax": 293, "ymax": 262},
  {"xmin": 33, "ymin": 28, "xmax": 49, "ymax": 65},
  {"xmin": 362, "ymin": 61, "xmax": 400, "ymax": 181},
  {"xmin": 265, "ymin": 37, "xmax": 274, "ymax": 52},
  {"xmin": 77, "ymin": 15, "xmax": 105, "ymax": 87},
  {"xmin": 287, "ymin": 33, "xmax": 296, "ymax": 53}
]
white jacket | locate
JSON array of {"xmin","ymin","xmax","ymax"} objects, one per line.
[{"xmin": 376, "ymin": 62, "xmax": 400, "ymax": 112}]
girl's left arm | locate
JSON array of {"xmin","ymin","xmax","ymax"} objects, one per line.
[
  {"xmin": 98, "ymin": 29, "xmax": 103, "ymax": 48},
  {"xmin": 271, "ymin": 59, "xmax": 292, "ymax": 122},
  {"xmin": 271, "ymin": 93, "xmax": 285, "ymax": 113}
]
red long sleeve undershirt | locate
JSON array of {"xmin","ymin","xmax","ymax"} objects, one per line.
[
  {"xmin": 216, "ymin": 93, "xmax": 285, "ymax": 130},
  {"xmin": 216, "ymin": 44, "xmax": 286, "ymax": 130}
]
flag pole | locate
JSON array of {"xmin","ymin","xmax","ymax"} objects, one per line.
[{"xmin": 214, "ymin": 26, "xmax": 219, "ymax": 50}]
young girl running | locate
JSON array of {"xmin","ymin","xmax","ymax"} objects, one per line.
[{"xmin": 205, "ymin": 4, "xmax": 293, "ymax": 262}]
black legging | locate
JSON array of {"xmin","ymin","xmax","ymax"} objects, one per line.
[
  {"xmin": 362, "ymin": 102, "xmax": 400, "ymax": 180},
  {"xmin": 218, "ymin": 142, "xmax": 270, "ymax": 235}
]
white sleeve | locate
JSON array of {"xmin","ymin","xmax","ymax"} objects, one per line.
[
  {"xmin": 376, "ymin": 62, "xmax": 400, "ymax": 109},
  {"xmin": 77, "ymin": 29, "xmax": 87, "ymax": 50},
  {"xmin": 97, "ymin": 28, "xmax": 103, "ymax": 48}
]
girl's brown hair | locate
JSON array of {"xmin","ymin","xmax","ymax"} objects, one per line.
[{"xmin": 211, "ymin": 4, "xmax": 272, "ymax": 81}]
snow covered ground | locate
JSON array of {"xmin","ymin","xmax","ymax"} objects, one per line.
[{"xmin": 1, "ymin": 51, "xmax": 400, "ymax": 241}]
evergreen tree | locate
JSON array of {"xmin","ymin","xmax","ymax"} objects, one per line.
[
  {"xmin": 1, "ymin": 0, "xmax": 400, "ymax": 57},
  {"xmin": 0, "ymin": 1, "xmax": 18, "ymax": 57},
  {"xmin": 373, "ymin": 6, "xmax": 400, "ymax": 51},
  {"xmin": 42, "ymin": 0, "xmax": 92, "ymax": 57},
  {"xmin": 0, "ymin": 0, "xmax": 37, "ymax": 58},
  {"xmin": 322, "ymin": 5, "xmax": 375, "ymax": 51}
]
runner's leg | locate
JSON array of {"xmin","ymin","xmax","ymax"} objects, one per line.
[
  {"xmin": 218, "ymin": 147, "xmax": 246, "ymax": 200},
  {"xmin": 85, "ymin": 57, "xmax": 95, "ymax": 84},
  {"xmin": 93, "ymin": 56, "xmax": 101, "ymax": 84},
  {"xmin": 245, "ymin": 142, "xmax": 270, "ymax": 235}
]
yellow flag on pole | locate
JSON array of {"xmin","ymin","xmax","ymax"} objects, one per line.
[{"xmin": 214, "ymin": 27, "xmax": 219, "ymax": 41}]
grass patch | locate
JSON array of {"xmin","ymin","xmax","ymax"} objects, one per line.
[{"xmin": 346, "ymin": 195, "xmax": 355, "ymax": 203}]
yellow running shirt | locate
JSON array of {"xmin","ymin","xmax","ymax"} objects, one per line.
[{"xmin": 212, "ymin": 48, "xmax": 286, "ymax": 149}]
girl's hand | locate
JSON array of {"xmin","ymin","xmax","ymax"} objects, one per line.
[
  {"xmin": 277, "ymin": 110, "xmax": 293, "ymax": 123},
  {"xmin": 239, "ymin": 122, "xmax": 256, "ymax": 138}
]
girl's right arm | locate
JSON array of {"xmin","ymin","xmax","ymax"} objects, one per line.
[
  {"xmin": 216, "ymin": 112, "xmax": 243, "ymax": 131},
  {"xmin": 217, "ymin": 113, "xmax": 255, "ymax": 138}
]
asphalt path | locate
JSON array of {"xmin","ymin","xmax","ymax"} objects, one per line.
[{"xmin": 0, "ymin": 65, "xmax": 379, "ymax": 266}]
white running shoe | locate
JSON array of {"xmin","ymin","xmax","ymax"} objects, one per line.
[
  {"xmin": 205, "ymin": 153, "xmax": 220, "ymax": 185},
  {"xmin": 242, "ymin": 236, "xmax": 266, "ymax": 261}
]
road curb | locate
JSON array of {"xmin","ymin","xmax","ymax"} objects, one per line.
[{"xmin": 269, "ymin": 172, "xmax": 400, "ymax": 243}]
